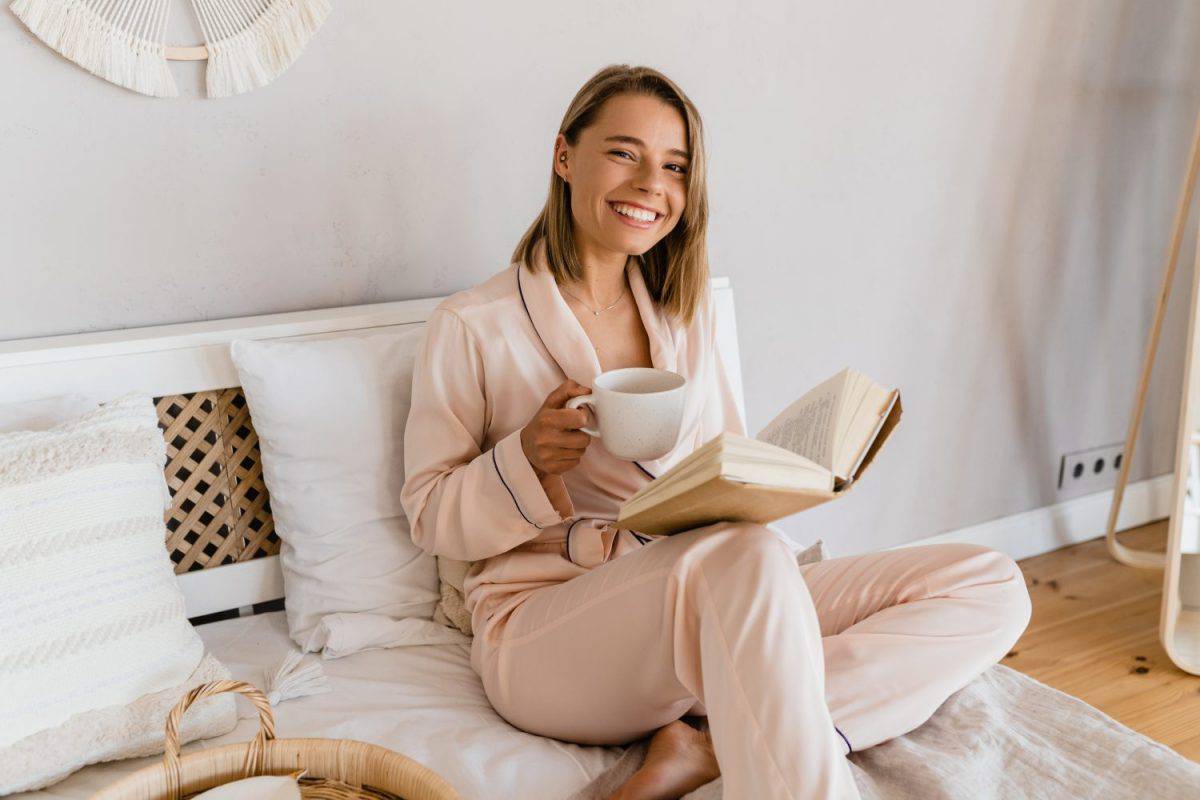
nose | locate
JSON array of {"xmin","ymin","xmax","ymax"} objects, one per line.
[{"xmin": 632, "ymin": 159, "xmax": 666, "ymax": 198}]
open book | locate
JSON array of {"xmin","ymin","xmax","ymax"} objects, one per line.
[{"xmin": 615, "ymin": 367, "xmax": 902, "ymax": 535}]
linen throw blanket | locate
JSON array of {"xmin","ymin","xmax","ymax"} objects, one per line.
[{"xmin": 568, "ymin": 664, "xmax": 1200, "ymax": 799}]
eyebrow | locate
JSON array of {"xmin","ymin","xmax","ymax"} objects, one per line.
[{"xmin": 603, "ymin": 135, "xmax": 690, "ymax": 161}]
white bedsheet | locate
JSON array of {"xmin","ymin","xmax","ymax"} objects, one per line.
[{"xmin": 13, "ymin": 611, "xmax": 623, "ymax": 800}]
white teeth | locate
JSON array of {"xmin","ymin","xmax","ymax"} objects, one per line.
[{"xmin": 611, "ymin": 202, "xmax": 657, "ymax": 222}]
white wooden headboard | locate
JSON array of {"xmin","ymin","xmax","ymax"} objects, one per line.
[{"xmin": 0, "ymin": 277, "xmax": 744, "ymax": 619}]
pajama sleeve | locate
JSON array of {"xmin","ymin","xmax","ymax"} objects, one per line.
[{"xmin": 401, "ymin": 307, "xmax": 571, "ymax": 561}]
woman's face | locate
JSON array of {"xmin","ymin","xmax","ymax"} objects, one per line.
[{"xmin": 554, "ymin": 93, "xmax": 690, "ymax": 264}]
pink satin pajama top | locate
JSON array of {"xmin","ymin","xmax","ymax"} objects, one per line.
[{"xmin": 399, "ymin": 240, "xmax": 746, "ymax": 638}]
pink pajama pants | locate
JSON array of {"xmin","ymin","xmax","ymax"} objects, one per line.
[{"xmin": 475, "ymin": 522, "xmax": 1032, "ymax": 799}]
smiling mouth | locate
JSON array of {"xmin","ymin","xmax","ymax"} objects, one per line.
[{"xmin": 607, "ymin": 201, "xmax": 663, "ymax": 227}]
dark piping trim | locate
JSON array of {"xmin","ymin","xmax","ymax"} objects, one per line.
[{"xmin": 492, "ymin": 446, "xmax": 542, "ymax": 529}]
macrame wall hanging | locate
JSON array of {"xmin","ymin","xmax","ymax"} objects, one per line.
[{"xmin": 10, "ymin": 0, "xmax": 330, "ymax": 98}]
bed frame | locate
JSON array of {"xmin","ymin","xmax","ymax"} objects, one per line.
[{"xmin": 0, "ymin": 278, "xmax": 744, "ymax": 622}]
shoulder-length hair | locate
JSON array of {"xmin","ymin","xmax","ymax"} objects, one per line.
[{"xmin": 512, "ymin": 64, "xmax": 710, "ymax": 326}]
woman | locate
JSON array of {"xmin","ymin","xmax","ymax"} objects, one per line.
[{"xmin": 400, "ymin": 64, "xmax": 1032, "ymax": 800}]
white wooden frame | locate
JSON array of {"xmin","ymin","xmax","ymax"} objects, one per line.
[
  {"xmin": 0, "ymin": 278, "xmax": 744, "ymax": 620},
  {"xmin": 1161, "ymin": 214, "xmax": 1200, "ymax": 675}
]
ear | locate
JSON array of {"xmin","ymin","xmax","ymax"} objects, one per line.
[{"xmin": 553, "ymin": 134, "xmax": 570, "ymax": 183}]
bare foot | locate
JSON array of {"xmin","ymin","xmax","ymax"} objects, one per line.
[{"xmin": 606, "ymin": 719, "xmax": 721, "ymax": 800}]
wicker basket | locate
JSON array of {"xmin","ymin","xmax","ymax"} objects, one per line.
[{"xmin": 91, "ymin": 681, "xmax": 461, "ymax": 800}]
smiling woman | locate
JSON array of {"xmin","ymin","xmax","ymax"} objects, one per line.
[
  {"xmin": 512, "ymin": 65, "xmax": 710, "ymax": 328},
  {"xmin": 400, "ymin": 63, "xmax": 1032, "ymax": 800}
]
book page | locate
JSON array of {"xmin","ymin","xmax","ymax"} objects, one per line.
[
  {"xmin": 623, "ymin": 434, "xmax": 812, "ymax": 513},
  {"xmin": 839, "ymin": 389, "xmax": 897, "ymax": 484},
  {"xmin": 754, "ymin": 369, "xmax": 848, "ymax": 469}
]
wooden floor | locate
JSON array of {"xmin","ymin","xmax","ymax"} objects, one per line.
[{"xmin": 1005, "ymin": 519, "xmax": 1200, "ymax": 761}]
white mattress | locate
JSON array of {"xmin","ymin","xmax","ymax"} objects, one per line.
[{"xmin": 14, "ymin": 611, "xmax": 624, "ymax": 799}]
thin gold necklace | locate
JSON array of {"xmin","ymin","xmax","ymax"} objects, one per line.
[{"xmin": 559, "ymin": 281, "xmax": 627, "ymax": 316}]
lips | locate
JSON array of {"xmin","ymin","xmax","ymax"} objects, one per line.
[{"xmin": 607, "ymin": 201, "xmax": 662, "ymax": 228}]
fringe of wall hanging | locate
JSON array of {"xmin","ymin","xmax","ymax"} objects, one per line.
[
  {"xmin": 193, "ymin": 0, "xmax": 330, "ymax": 98},
  {"xmin": 10, "ymin": 0, "xmax": 179, "ymax": 97},
  {"xmin": 9, "ymin": 0, "xmax": 331, "ymax": 98}
]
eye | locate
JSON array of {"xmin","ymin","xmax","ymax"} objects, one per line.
[
  {"xmin": 666, "ymin": 164, "xmax": 688, "ymax": 174},
  {"xmin": 609, "ymin": 149, "xmax": 634, "ymax": 160}
]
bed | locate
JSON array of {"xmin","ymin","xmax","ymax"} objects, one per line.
[{"xmin": 0, "ymin": 279, "xmax": 743, "ymax": 800}]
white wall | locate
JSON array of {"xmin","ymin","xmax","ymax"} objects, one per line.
[{"xmin": 3, "ymin": 0, "xmax": 1198, "ymax": 555}]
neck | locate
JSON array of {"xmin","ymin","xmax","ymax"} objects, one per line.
[{"xmin": 561, "ymin": 231, "xmax": 631, "ymax": 306}]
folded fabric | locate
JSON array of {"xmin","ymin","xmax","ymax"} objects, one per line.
[
  {"xmin": 191, "ymin": 771, "xmax": 304, "ymax": 800},
  {"xmin": 303, "ymin": 612, "xmax": 472, "ymax": 660},
  {"xmin": 792, "ymin": 535, "xmax": 829, "ymax": 565}
]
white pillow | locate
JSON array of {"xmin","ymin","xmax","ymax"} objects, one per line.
[
  {"xmin": 230, "ymin": 326, "xmax": 439, "ymax": 656},
  {"xmin": 0, "ymin": 393, "xmax": 236, "ymax": 793}
]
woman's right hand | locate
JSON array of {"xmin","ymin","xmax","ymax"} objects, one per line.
[{"xmin": 521, "ymin": 379, "xmax": 594, "ymax": 479}]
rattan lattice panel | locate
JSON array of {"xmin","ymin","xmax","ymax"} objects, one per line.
[{"xmin": 154, "ymin": 389, "xmax": 278, "ymax": 574}]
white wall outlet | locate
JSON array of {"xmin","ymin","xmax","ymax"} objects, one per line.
[{"xmin": 1057, "ymin": 442, "xmax": 1125, "ymax": 497}]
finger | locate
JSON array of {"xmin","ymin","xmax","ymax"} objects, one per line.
[
  {"xmin": 546, "ymin": 445, "xmax": 589, "ymax": 460},
  {"xmin": 542, "ymin": 380, "xmax": 593, "ymax": 410},
  {"xmin": 540, "ymin": 382, "xmax": 572, "ymax": 410},
  {"xmin": 554, "ymin": 430, "xmax": 592, "ymax": 449},
  {"xmin": 539, "ymin": 457, "xmax": 576, "ymax": 474},
  {"xmin": 546, "ymin": 440, "xmax": 589, "ymax": 455},
  {"xmin": 539, "ymin": 436, "xmax": 588, "ymax": 454},
  {"xmin": 544, "ymin": 457, "xmax": 582, "ymax": 473},
  {"xmin": 545, "ymin": 408, "xmax": 592, "ymax": 430}
]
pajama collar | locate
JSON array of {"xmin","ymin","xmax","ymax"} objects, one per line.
[
  {"xmin": 517, "ymin": 239, "xmax": 681, "ymax": 391},
  {"xmin": 516, "ymin": 240, "xmax": 701, "ymax": 481}
]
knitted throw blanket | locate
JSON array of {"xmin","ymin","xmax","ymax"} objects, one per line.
[{"xmin": 10, "ymin": 0, "xmax": 330, "ymax": 97}]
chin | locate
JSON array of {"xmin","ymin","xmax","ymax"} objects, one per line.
[
  {"xmin": 630, "ymin": 238, "xmax": 667, "ymax": 257},
  {"xmin": 609, "ymin": 233, "xmax": 664, "ymax": 257}
]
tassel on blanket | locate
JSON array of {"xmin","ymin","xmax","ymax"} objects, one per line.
[
  {"xmin": 193, "ymin": 0, "xmax": 331, "ymax": 98},
  {"xmin": 262, "ymin": 648, "xmax": 331, "ymax": 707},
  {"xmin": 11, "ymin": 0, "xmax": 178, "ymax": 97}
]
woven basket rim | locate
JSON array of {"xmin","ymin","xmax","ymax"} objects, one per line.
[{"xmin": 91, "ymin": 736, "xmax": 462, "ymax": 800}]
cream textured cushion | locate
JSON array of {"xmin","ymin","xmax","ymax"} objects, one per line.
[
  {"xmin": 230, "ymin": 327, "xmax": 441, "ymax": 656},
  {"xmin": 0, "ymin": 653, "xmax": 234, "ymax": 794},
  {"xmin": 0, "ymin": 393, "xmax": 236, "ymax": 794},
  {"xmin": 432, "ymin": 555, "xmax": 474, "ymax": 636}
]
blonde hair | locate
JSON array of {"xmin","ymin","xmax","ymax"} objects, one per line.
[{"xmin": 512, "ymin": 64, "xmax": 710, "ymax": 326}]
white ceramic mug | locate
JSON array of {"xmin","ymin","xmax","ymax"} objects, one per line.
[{"xmin": 566, "ymin": 367, "xmax": 687, "ymax": 461}]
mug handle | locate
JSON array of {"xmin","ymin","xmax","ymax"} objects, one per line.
[{"xmin": 565, "ymin": 394, "xmax": 601, "ymax": 437}]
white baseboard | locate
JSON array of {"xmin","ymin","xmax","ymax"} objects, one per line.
[{"xmin": 892, "ymin": 474, "xmax": 1176, "ymax": 562}]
